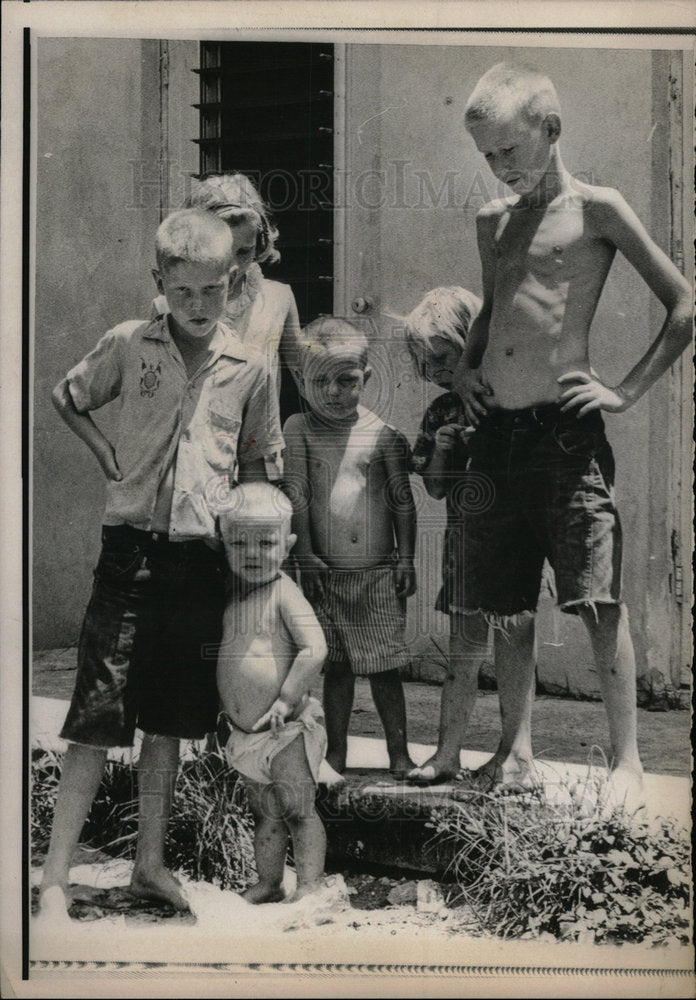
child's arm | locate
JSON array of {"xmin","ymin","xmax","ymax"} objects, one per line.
[
  {"xmin": 422, "ymin": 425, "xmax": 471, "ymax": 500},
  {"xmin": 283, "ymin": 416, "xmax": 329, "ymax": 602},
  {"xmin": 559, "ymin": 189, "xmax": 693, "ymax": 414},
  {"xmin": 278, "ymin": 292, "xmax": 303, "ymax": 391},
  {"xmin": 453, "ymin": 208, "xmax": 497, "ymax": 425},
  {"xmin": 52, "ymin": 378, "xmax": 122, "ymax": 482},
  {"xmin": 251, "ymin": 580, "xmax": 328, "ymax": 733},
  {"xmin": 238, "ymin": 364, "xmax": 284, "ymax": 482},
  {"xmin": 384, "ymin": 429, "xmax": 417, "ymax": 598}
]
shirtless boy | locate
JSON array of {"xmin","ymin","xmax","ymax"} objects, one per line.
[
  {"xmin": 217, "ymin": 483, "xmax": 328, "ymax": 903},
  {"xmin": 283, "ymin": 318, "xmax": 417, "ymax": 778},
  {"xmin": 453, "ymin": 63, "xmax": 692, "ymax": 807}
]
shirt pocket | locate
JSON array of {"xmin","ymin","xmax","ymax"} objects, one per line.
[{"xmin": 203, "ymin": 407, "xmax": 242, "ymax": 473}]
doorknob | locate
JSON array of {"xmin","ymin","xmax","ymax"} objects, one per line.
[{"xmin": 351, "ymin": 296, "xmax": 373, "ymax": 314}]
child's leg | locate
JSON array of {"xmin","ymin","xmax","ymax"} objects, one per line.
[
  {"xmin": 242, "ymin": 779, "xmax": 288, "ymax": 904},
  {"xmin": 577, "ymin": 602, "xmax": 643, "ymax": 797},
  {"xmin": 270, "ymin": 736, "xmax": 326, "ymax": 901},
  {"xmin": 130, "ymin": 733, "xmax": 188, "ymax": 910},
  {"xmin": 409, "ymin": 612, "xmax": 489, "ymax": 784},
  {"xmin": 322, "ymin": 659, "xmax": 355, "ymax": 773},
  {"xmin": 368, "ymin": 669, "xmax": 414, "ymax": 777},
  {"xmin": 466, "ymin": 612, "xmax": 538, "ymax": 791},
  {"xmin": 39, "ymin": 743, "xmax": 107, "ymax": 912}
]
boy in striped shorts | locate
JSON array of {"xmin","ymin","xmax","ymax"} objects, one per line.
[{"xmin": 283, "ymin": 318, "xmax": 417, "ymax": 779}]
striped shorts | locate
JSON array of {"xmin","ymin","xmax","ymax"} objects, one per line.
[{"xmin": 316, "ymin": 564, "xmax": 410, "ymax": 676}]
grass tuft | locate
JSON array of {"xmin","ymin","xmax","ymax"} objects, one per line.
[
  {"xmin": 31, "ymin": 745, "xmax": 256, "ymax": 893},
  {"xmin": 430, "ymin": 773, "xmax": 691, "ymax": 945}
]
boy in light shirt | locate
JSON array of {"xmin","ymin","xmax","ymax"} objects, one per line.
[{"xmin": 40, "ymin": 209, "xmax": 282, "ymax": 918}]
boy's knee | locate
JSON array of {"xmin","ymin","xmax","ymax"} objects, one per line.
[
  {"xmin": 273, "ymin": 779, "xmax": 317, "ymax": 822},
  {"xmin": 368, "ymin": 668, "xmax": 400, "ymax": 689},
  {"xmin": 572, "ymin": 599, "xmax": 627, "ymax": 630},
  {"xmin": 324, "ymin": 659, "xmax": 352, "ymax": 679}
]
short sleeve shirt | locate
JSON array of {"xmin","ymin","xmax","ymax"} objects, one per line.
[
  {"xmin": 67, "ymin": 316, "xmax": 284, "ymax": 539},
  {"xmin": 152, "ymin": 268, "xmax": 298, "ymax": 394}
]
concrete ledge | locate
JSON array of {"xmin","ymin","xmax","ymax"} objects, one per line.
[{"xmin": 32, "ymin": 697, "xmax": 692, "ymax": 833}]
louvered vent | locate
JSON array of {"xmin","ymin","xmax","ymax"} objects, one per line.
[{"xmin": 193, "ymin": 42, "xmax": 335, "ymax": 328}]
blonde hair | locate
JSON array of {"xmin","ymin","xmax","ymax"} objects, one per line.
[
  {"xmin": 218, "ymin": 482, "xmax": 293, "ymax": 534},
  {"xmin": 185, "ymin": 173, "xmax": 280, "ymax": 265},
  {"xmin": 300, "ymin": 316, "xmax": 369, "ymax": 372},
  {"xmin": 404, "ymin": 286, "xmax": 481, "ymax": 379},
  {"xmin": 464, "ymin": 62, "xmax": 560, "ymax": 130},
  {"xmin": 155, "ymin": 208, "xmax": 234, "ymax": 273}
]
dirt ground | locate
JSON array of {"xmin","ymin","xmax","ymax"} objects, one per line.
[
  {"xmin": 33, "ymin": 652, "xmax": 691, "ymax": 775},
  {"xmin": 353, "ymin": 680, "xmax": 692, "ymax": 777}
]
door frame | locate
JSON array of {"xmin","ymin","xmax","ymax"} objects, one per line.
[{"xmin": 667, "ymin": 49, "xmax": 694, "ymax": 688}]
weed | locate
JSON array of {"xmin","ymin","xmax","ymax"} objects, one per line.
[
  {"xmin": 431, "ymin": 775, "xmax": 691, "ymax": 945},
  {"xmin": 31, "ymin": 746, "xmax": 256, "ymax": 893}
]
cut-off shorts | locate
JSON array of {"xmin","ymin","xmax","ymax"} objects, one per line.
[
  {"xmin": 60, "ymin": 525, "xmax": 226, "ymax": 748},
  {"xmin": 218, "ymin": 697, "xmax": 327, "ymax": 786},
  {"xmin": 458, "ymin": 404, "xmax": 622, "ymax": 618},
  {"xmin": 314, "ymin": 564, "xmax": 410, "ymax": 676}
]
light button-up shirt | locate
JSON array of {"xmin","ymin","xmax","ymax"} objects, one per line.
[{"xmin": 67, "ymin": 316, "xmax": 283, "ymax": 539}]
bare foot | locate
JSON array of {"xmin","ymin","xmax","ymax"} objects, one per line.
[
  {"xmin": 389, "ymin": 753, "xmax": 416, "ymax": 781},
  {"xmin": 242, "ymin": 881, "xmax": 285, "ymax": 904},
  {"xmin": 129, "ymin": 867, "xmax": 189, "ymax": 911},
  {"xmin": 283, "ymin": 880, "xmax": 325, "ymax": 904},
  {"xmin": 603, "ymin": 767, "xmax": 645, "ymax": 817},
  {"xmin": 407, "ymin": 754, "xmax": 459, "ymax": 786},
  {"xmin": 451, "ymin": 753, "xmax": 541, "ymax": 798},
  {"xmin": 36, "ymin": 885, "xmax": 73, "ymax": 926},
  {"xmin": 318, "ymin": 758, "xmax": 346, "ymax": 789}
]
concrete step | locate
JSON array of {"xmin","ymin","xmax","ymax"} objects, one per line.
[{"xmin": 32, "ymin": 695, "xmax": 692, "ymax": 881}]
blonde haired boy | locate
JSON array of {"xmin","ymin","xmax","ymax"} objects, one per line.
[
  {"xmin": 284, "ymin": 317, "xmax": 417, "ymax": 778},
  {"xmin": 453, "ymin": 63, "xmax": 692, "ymax": 807},
  {"xmin": 216, "ymin": 483, "xmax": 329, "ymax": 903}
]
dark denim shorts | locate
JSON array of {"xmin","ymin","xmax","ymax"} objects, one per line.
[
  {"xmin": 60, "ymin": 525, "xmax": 226, "ymax": 748},
  {"xmin": 459, "ymin": 405, "xmax": 622, "ymax": 617}
]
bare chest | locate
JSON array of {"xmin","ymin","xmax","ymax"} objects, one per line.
[
  {"xmin": 223, "ymin": 588, "xmax": 292, "ymax": 653},
  {"xmin": 493, "ymin": 203, "xmax": 609, "ymax": 286},
  {"xmin": 306, "ymin": 426, "xmax": 385, "ymax": 491}
]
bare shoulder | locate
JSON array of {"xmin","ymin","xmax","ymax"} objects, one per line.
[
  {"xmin": 354, "ymin": 408, "xmax": 407, "ymax": 459},
  {"xmin": 277, "ymin": 571, "xmax": 319, "ymax": 618},
  {"xmin": 477, "ymin": 197, "xmax": 513, "ymax": 227},
  {"xmin": 380, "ymin": 421, "xmax": 409, "ymax": 447},
  {"xmin": 579, "ymin": 183, "xmax": 635, "ymax": 228},
  {"xmin": 282, "ymin": 411, "xmax": 309, "ymax": 436},
  {"xmin": 377, "ymin": 421, "xmax": 411, "ymax": 463}
]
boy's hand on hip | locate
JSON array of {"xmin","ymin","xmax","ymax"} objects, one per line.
[
  {"xmin": 558, "ymin": 371, "xmax": 629, "ymax": 416},
  {"xmin": 395, "ymin": 559, "xmax": 416, "ymax": 598},
  {"xmin": 453, "ymin": 367, "xmax": 494, "ymax": 426},
  {"xmin": 97, "ymin": 442, "xmax": 123, "ymax": 481},
  {"xmin": 253, "ymin": 698, "xmax": 292, "ymax": 738}
]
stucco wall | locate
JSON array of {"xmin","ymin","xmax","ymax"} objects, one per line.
[
  {"xmin": 33, "ymin": 38, "xmax": 198, "ymax": 646},
  {"xmin": 340, "ymin": 43, "xmax": 681, "ymax": 688}
]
